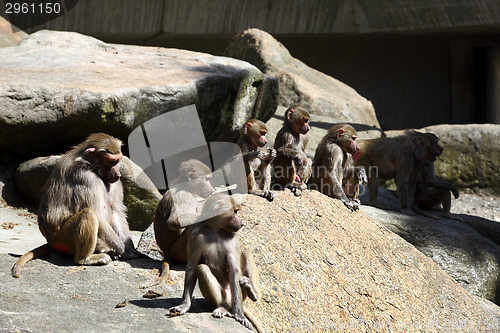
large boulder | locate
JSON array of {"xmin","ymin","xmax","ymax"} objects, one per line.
[
  {"xmin": 359, "ymin": 187, "xmax": 500, "ymax": 304},
  {"xmin": 138, "ymin": 190, "xmax": 500, "ymax": 332},
  {"xmin": 225, "ymin": 28, "xmax": 380, "ymax": 129},
  {"xmin": 15, "ymin": 156, "xmax": 160, "ymax": 231},
  {"xmin": 0, "ymin": 30, "xmax": 278, "ymax": 156}
]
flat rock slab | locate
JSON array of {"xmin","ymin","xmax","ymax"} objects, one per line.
[
  {"xmin": 0, "ymin": 254, "xmax": 249, "ymax": 333},
  {"xmin": 0, "ymin": 192, "xmax": 248, "ymax": 333},
  {"xmin": 0, "ymin": 30, "xmax": 276, "ymax": 155}
]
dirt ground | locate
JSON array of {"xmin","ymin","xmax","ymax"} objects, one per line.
[{"xmin": 451, "ymin": 188, "xmax": 500, "ymax": 223}]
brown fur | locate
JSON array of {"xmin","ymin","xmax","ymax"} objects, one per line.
[
  {"xmin": 414, "ymin": 160, "xmax": 462, "ymax": 221},
  {"xmin": 169, "ymin": 193, "xmax": 264, "ymax": 332},
  {"xmin": 355, "ymin": 130, "xmax": 443, "ymax": 214},
  {"xmin": 12, "ymin": 133, "xmax": 140, "ymax": 278},
  {"xmin": 273, "ymin": 106, "xmax": 312, "ymax": 196},
  {"xmin": 311, "ymin": 124, "xmax": 366, "ymax": 211},
  {"xmin": 237, "ymin": 119, "xmax": 275, "ymax": 201},
  {"xmin": 154, "ymin": 159, "xmax": 214, "ymax": 281}
]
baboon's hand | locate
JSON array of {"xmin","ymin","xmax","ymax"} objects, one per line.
[{"xmin": 267, "ymin": 147, "xmax": 277, "ymax": 161}]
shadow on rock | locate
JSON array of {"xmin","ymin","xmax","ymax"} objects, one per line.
[{"xmin": 130, "ymin": 297, "xmax": 213, "ymax": 314}]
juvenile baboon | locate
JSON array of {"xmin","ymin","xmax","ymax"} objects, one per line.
[
  {"xmin": 12, "ymin": 133, "xmax": 140, "ymax": 278},
  {"xmin": 355, "ymin": 130, "xmax": 443, "ymax": 214},
  {"xmin": 169, "ymin": 193, "xmax": 264, "ymax": 332},
  {"xmin": 237, "ymin": 119, "xmax": 276, "ymax": 201},
  {"xmin": 343, "ymin": 167, "xmax": 368, "ymax": 203},
  {"xmin": 414, "ymin": 160, "xmax": 462, "ymax": 221},
  {"xmin": 273, "ymin": 106, "xmax": 312, "ymax": 196},
  {"xmin": 154, "ymin": 159, "xmax": 214, "ymax": 281},
  {"xmin": 310, "ymin": 124, "xmax": 366, "ymax": 211}
]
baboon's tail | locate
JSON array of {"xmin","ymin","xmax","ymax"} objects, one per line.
[
  {"xmin": 244, "ymin": 307, "xmax": 266, "ymax": 333},
  {"xmin": 11, "ymin": 244, "xmax": 51, "ymax": 278}
]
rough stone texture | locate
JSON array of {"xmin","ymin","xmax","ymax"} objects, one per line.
[
  {"xmin": 0, "ymin": 254, "xmax": 249, "ymax": 333},
  {"xmin": 138, "ymin": 190, "xmax": 500, "ymax": 332},
  {"xmin": 14, "ymin": 156, "xmax": 58, "ymax": 206},
  {"xmin": 0, "ymin": 30, "xmax": 278, "ymax": 156},
  {"xmin": 359, "ymin": 187, "xmax": 500, "ymax": 304},
  {"xmin": 237, "ymin": 191, "xmax": 500, "ymax": 332},
  {"xmin": 225, "ymin": 28, "xmax": 380, "ymax": 128},
  {"xmin": 119, "ymin": 157, "xmax": 162, "ymax": 231},
  {"xmin": 421, "ymin": 124, "xmax": 500, "ymax": 192},
  {"xmin": 14, "ymin": 156, "xmax": 160, "ymax": 231},
  {"xmin": 3, "ymin": 177, "xmax": 500, "ymax": 332}
]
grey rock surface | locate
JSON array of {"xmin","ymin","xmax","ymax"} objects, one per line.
[
  {"xmin": 2, "ymin": 167, "xmax": 500, "ymax": 332},
  {"xmin": 139, "ymin": 191, "xmax": 500, "ymax": 332},
  {"xmin": 0, "ymin": 17, "xmax": 27, "ymax": 47},
  {"xmin": 0, "ymin": 30, "xmax": 278, "ymax": 156},
  {"xmin": 422, "ymin": 124, "xmax": 500, "ymax": 192},
  {"xmin": 0, "ymin": 253, "xmax": 248, "ymax": 333},
  {"xmin": 1, "ymin": 165, "xmax": 247, "ymax": 332},
  {"xmin": 359, "ymin": 186, "xmax": 500, "ymax": 303}
]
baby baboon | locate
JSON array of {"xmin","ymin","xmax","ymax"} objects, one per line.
[
  {"xmin": 237, "ymin": 119, "xmax": 276, "ymax": 201},
  {"xmin": 273, "ymin": 106, "xmax": 312, "ymax": 196},
  {"xmin": 343, "ymin": 167, "xmax": 368, "ymax": 203},
  {"xmin": 414, "ymin": 160, "xmax": 462, "ymax": 221}
]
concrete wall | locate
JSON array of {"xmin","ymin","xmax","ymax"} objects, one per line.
[
  {"xmin": 4, "ymin": 0, "xmax": 500, "ymax": 36},
  {"xmin": 280, "ymin": 35, "xmax": 451, "ymax": 130}
]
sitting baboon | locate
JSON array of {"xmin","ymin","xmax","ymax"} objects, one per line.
[
  {"xmin": 414, "ymin": 160, "xmax": 462, "ymax": 221},
  {"xmin": 311, "ymin": 124, "xmax": 366, "ymax": 211},
  {"xmin": 12, "ymin": 133, "xmax": 140, "ymax": 278},
  {"xmin": 154, "ymin": 159, "xmax": 214, "ymax": 281},
  {"xmin": 169, "ymin": 193, "xmax": 264, "ymax": 332},
  {"xmin": 273, "ymin": 106, "xmax": 312, "ymax": 196},
  {"xmin": 237, "ymin": 119, "xmax": 276, "ymax": 201}
]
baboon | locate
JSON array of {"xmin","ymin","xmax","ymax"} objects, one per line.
[
  {"xmin": 414, "ymin": 160, "xmax": 462, "ymax": 221},
  {"xmin": 355, "ymin": 130, "xmax": 443, "ymax": 214},
  {"xmin": 237, "ymin": 119, "xmax": 276, "ymax": 201},
  {"xmin": 12, "ymin": 133, "xmax": 140, "ymax": 278},
  {"xmin": 154, "ymin": 159, "xmax": 214, "ymax": 281},
  {"xmin": 273, "ymin": 106, "xmax": 312, "ymax": 196},
  {"xmin": 311, "ymin": 124, "xmax": 366, "ymax": 211},
  {"xmin": 169, "ymin": 193, "xmax": 264, "ymax": 332},
  {"xmin": 343, "ymin": 167, "xmax": 368, "ymax": 203}
]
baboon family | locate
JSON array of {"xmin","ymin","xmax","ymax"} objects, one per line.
[
  {"xmin": 11, "ymin": 107, "xmax": 460, "ymax": 332},
  {"xmin": 238, "ymin": 106, "xmax": 459, "ymax": 219}
]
